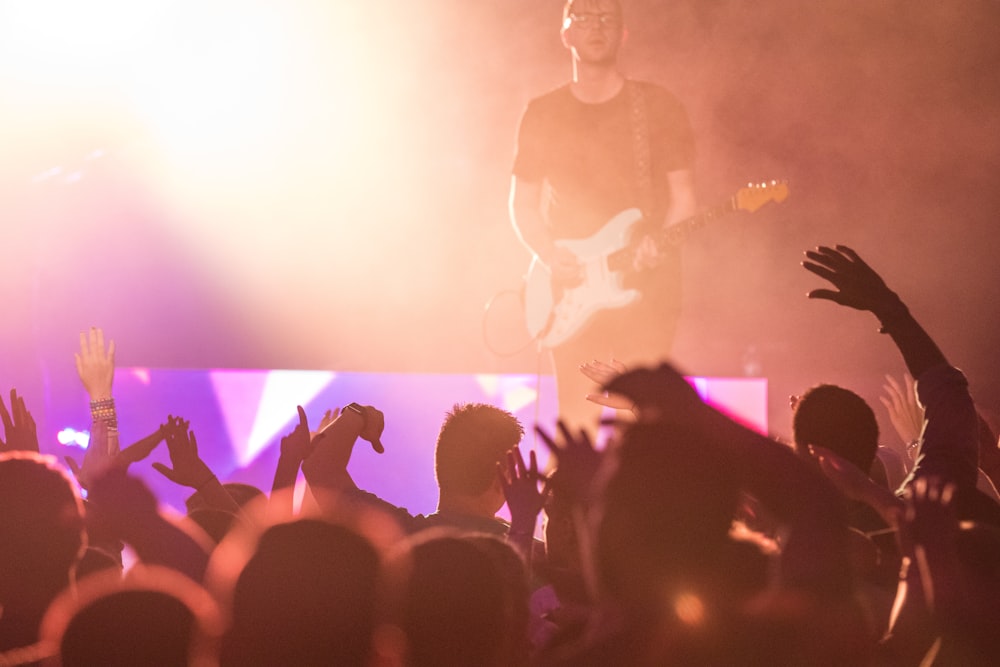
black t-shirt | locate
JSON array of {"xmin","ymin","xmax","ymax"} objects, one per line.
[{"xmin": 512, "ymin": 80, "xmax": 695, "ymax": 241}]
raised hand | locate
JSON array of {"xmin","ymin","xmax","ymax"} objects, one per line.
[
  {"xmin": 282, "ymin": 406, "xmax": 316, "ymax": 464},
  {"xmin": 901, "ymin": 476, "xmax": 958, "ymax": 555},
  {"xmin": 75, "ymin": 327, "xmax": 116, "ymax": 400},
  {"xmin": 118, "ymin": 426, "xmax": 167, "ymax": 467},
  {"xmin": 603, "ymin": 362, "xmax": 704, "ymax": 420},
  {"xmin": 899, "ymin": 476, "xmax": 963, "ymax": 619},
  {"xmin": 0, "ymin": 388, "xmax": 39, "ymax": 453},
  {"xmin": 880, "ymin": 373, "xmax": 925, "ymax": 459},
  {"xmin": 536, "ymin": 420, "xmax": 602, "ymax": 507},
  {"xmin": 498, "ymin": 447, "xmax": 548, "ymax": 527},
  {"xmin": 65, "ymin": 422, "xmax": 165, "ymax": 491},
  {"xmin": 802, "ymin": 245, "xmax": 902, "ymax": 316},
  {"xmin": 301, "ymin": 404, "xmax": 383, "ymax": 492},
  {"xmin": 580, "ymin": 359, "xmax": 634, "ymax": 412},
  {"xmin": 309, "ymin": 407, "xmax": 340, "ymax": 442},
  {"xmin": 152, "ymin": 416, "xmax": 215, "ymax": 489},
  {"xmin": 354, "ymin": 404, "xmax": 385, "ymax": 454}
]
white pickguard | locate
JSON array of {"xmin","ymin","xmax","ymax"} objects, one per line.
[{"xmin": 523, "ymin": 208, "xmax": 644, "ymax": 348}]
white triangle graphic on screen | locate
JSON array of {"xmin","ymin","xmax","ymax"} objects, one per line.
[
  {"xmin": 474, "ymin": 374, "xmax": 538, "ymax": 413},
  {"xmin": 211, "ymin": 369, "xmax": 336, "ymax": 466}
]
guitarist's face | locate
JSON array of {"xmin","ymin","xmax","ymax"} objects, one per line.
[{"xmin": 561, "ymin": 0, "xmax": 626, "ymax": 66}]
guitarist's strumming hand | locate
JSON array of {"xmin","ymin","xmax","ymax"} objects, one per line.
[{"xmin": 545, "ymin": 246, "xmax": 584, "ymax": 287}]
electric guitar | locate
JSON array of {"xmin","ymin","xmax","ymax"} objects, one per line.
[{"xmin": 522, "ymin": 181, "xmax": 789, "ymax": 348}]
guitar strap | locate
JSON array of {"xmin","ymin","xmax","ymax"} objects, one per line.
[{"xmin": 627, "ymin": 80, "xmax": 655, "ymax": 221}]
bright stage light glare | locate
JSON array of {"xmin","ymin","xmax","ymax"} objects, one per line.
[
  {"xmin": 57, "ymin": 428, "xmax": 90, "ymax": 448},
  {"xmin": 0, "ymin": 0, "xmax": 169, "ymax": 86},
  {"xmin": 129, "ymin": 2, "xmax": 298, "ymax": 180}
]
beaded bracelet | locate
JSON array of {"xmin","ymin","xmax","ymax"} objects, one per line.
[{"xmin": 90, "ymin": 397, "xmax": 118, "ymax": 428}]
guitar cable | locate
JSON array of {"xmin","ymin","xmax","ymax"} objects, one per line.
[
  {"xmin": 481, "ymin": 287, "xmax": 553, "ymax": 452},
  {"xmin": 481, "ymin": 288, "xmax": 545, "ymax": 358}
]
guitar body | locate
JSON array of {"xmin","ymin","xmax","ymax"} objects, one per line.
[
  {"xmin": 522, "ymin": 181, "xmax": 788, "ymax": 349},
  {"xmin": 523, "ymin": 208, "xmax": 644, "ymax": 348}
]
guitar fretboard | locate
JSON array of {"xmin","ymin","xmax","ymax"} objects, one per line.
[{"xmin": 607, "ymin": 197, "xmax": 738, "ymax": 273}]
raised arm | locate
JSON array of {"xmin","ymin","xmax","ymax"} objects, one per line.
[
  {"xmin": 271, "ymin": 407, "xmax": 313, "ymax": 491},
  {"xmin": 606, "ymin": 363, "xmax": 853, "ymax": 593},
  {"xmin": 64, "ymin": 420, "xmax": 164, "ymax": 492},
  {"xmin": 579, "ymin": 358, "xmax": 636, "ymax": 415},
  {"xmin": 0, "ymin": 388, "xmax": 39, "ymax": 454},
  {"xmin": 75, "ymin": 327, "xmax": 119, "ymax": 456},
  {"xmin": 498, "ymin": 446, "xmax": 547, "ymax": 562},
  {"xmin": 152, "ymin": 416, "xmax": 240, "ymax": 515},
  {"xmin": 880, "ymin": 373, "xmax": 924, "ymax": 464},
  {"xmin": 802, "ymin": 245, "xmax": 978, "ymax": 492},
  {"xmin": 86, "ymin": 467, "xmax": 211, "ymax": 581},
  {"xmin": 300, "ymin": 403, "xmax": 384, "ymax": 515},
  {"xmin": 802, "ymin": 245, "xmax": 946, "ymax": 381}
]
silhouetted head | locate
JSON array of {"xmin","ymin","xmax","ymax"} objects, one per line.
[
  {"xmin": 793, "ymin": 384, "xmax": 880, "ymax": 474},
  {"xmin": 384, "ymin": 530, "xmax": 508, "ymax": 667},
  {"xmin": 435, "ymin": 403, "xmax": 523, "ymax": 510},
  {"xmin": 222, "ymin": 519, "xmax": 381, "ymax": 666},
  {"xmin": 186, "ymin": 482, "xmax": 265, "ymax": 513},
  {"xmin": 0, "ymin": 453, "xmax": 85, "ymax": 605},
  {"xmin": 41, "ymin": 565, "xmax": 222, "ymax": 667},
  {"xmin": 187, "ymin": 508, "xmax": 244, "ymax": 545},
  {"xmin": 464, "ymin": 534, "xmax": 531, "ymax": 667},
  {"xmin": 63, "ymin": 591, "xmax": 194, "ymax": 666}
]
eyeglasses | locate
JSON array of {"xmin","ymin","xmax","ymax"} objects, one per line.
[{"xmin": 568, "ymin": 13, "xmax": 621, "ymax": 29}]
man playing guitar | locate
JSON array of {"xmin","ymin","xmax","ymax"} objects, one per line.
[{"xmin": 509, "ymin": 0, "xmax": 697, "ymax": 434}]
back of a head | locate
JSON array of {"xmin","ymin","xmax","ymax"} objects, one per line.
[
  {"xmin": 0, "ymin": 453, "xmax": 85, "ymax": 588},
  {"xmin": 186, "ymin": 482, "xmax": 265, "ymax": 513},
  {"xmin": 223, "ymin": 519, "xmax": 380, "ymax": 666},
  {"xmin": 463, "ymin": 534, "xmax": 531, "ymax": 667},
  {"xmin": 389, "ymin": 531, "xmax": 508, "ymax": 667},
  {"xmin": 188, "ymin": 508, "xmax": 242, "ymax": 545},
  {"xmin": 793, "ymin": 384, "xmax": 879, "ymax": 473},
  {"xmin": 60, "ymin": 590, "xmax": 194, "ymax": 667},
  {"xmin": 435, "ymin": 403, "xmax": 524, "ymax": 497},
  {"xmin": 41, "ymin": 566, "xmax": 222, "ymax": 667}
]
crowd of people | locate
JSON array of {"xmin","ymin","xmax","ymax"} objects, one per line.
[{"xmin": 2, "ymin": 245, "xmax": 999, "ymax": 666}]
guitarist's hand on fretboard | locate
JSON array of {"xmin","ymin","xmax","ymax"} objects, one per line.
[{"xmin": 631, "ymin": 234, "xmax": 661, "ymax": 272}]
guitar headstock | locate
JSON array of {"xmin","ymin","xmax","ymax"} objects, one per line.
[{"xmin": 735, "ymin": 180, "xmax": 789, "ymax": 213}]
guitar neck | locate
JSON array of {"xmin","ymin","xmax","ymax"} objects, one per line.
[{"xmin": 608, "ymin": 196, "xmax": 738, "ymax": 272}]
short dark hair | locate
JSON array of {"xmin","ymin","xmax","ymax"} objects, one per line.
[
  {"xmin": 563, "ymin": 0, "xmax": 624, "ymax": 25},
  {"xmin": 792, "ymin": 384, "xmax": 880, "ymax": 473},
  {"xmin": 186, "ymin": 482, "xmax": 265, "ymax": 514},
  {"xmin": 435, "ymin": 404, "xmax": 524, "ymax": 497}
]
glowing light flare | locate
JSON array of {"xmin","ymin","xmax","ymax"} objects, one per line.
[
  {"xmin": 672, "ymin": 591, "xmax": 707, "ymax": 627},
  {"xmin": 474, "ymin": 374, "xmax": 541, "ymax": 415},
  {"xmin": 58, "ymin": 428, "xmax": 90, "ymax": 448},
  {"xmin": 0, "ymin": 0, "xmax": 169, "ymax": 87},
  {"xmin": 130, "ymin": 368, "xmax": 152, "ymax": 386},
  {"xmin": 130, "ymin": 4, "xmax": 297, "ymax": 175}
]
